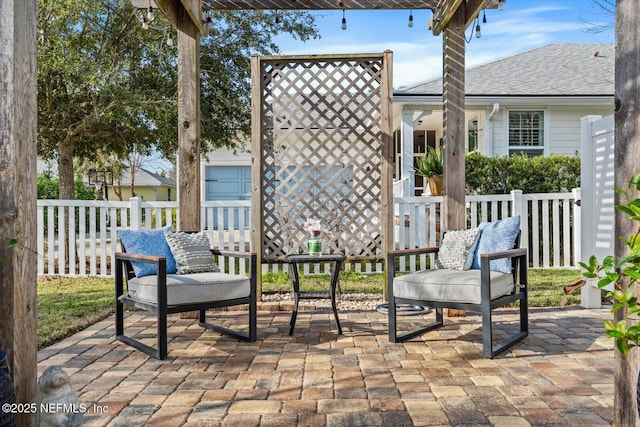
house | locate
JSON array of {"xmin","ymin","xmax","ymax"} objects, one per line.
[
  {"xmin": 201, "ymin": 44, "xmax": 614, "ymax": 200},
  {"xmin": 110, "ymin": 167, "xmax": 176, "ymax": 201},
  {"xmin": 393, "ymin": 43, "xmax": 614, "ymax": 195}
]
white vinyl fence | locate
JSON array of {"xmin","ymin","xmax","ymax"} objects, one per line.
[
  {"xmin": 37, "ymin": 190, "xmax": 580, "ymax": 277},
  {"xmin": 393, "ymin": 190, "xmax": 580, "ymax": 273}
]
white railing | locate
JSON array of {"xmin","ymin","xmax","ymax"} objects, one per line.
[{"xmin": 37, "ymin": 190, "xmax": 580, "ymax": 277}]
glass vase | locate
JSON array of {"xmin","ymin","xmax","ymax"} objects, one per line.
[{"xmin": 307, "ymin": 236, "xmax": 323, "ymax": 256}]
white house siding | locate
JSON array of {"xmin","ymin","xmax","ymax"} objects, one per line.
[
  {"xmin": 489, "ymin": 104, "xmax": 612, "ymax": 157},
  {"xmin": 546, "ymin": 106, "xmax": 612, "ymax": 156}
]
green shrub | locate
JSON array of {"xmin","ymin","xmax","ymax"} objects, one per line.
[
  {"xmin": 37, "ymin": 173, "xmax": 95, "ymax": 200},
  {"xmin": 465, "ymin": 153, "xmax": 580, "ymax": 194}
]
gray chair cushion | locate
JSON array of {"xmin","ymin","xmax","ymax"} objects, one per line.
[
  {"xmin": 127, "ymin": 272, "xmax": 250, "ymax": 306},
  {"xmin": 393, "ymin": 269, "xmax": 514, "ymax": 305}
]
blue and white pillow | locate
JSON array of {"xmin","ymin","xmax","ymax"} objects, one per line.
[
  {"xmin": 471, "ymin": 216, "xmax": 521, "ymax": 274},
  {"xmin": 118, "ymin": 226, "xmax": 177, "ymax": 277}
]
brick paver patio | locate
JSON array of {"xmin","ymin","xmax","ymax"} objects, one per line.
[{"xmin": 37, "ymin": 305, "xmax": 614, "ymax": 426}]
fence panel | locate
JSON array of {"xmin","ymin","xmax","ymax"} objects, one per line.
[{"xmin": 37, "ymin": 192, "xmax": 578, "ymax": 277}]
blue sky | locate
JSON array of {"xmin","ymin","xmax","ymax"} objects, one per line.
[{"xmin": 274, "ymin": 1, "xmax": 615, "ymax": 89}]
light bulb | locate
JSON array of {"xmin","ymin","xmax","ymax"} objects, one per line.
[
  {"xmin": 475, "ymin": 23, "xmax": 481, "ymax": 38},
  {"xmin": 341, "ymin": 10, "xmax": 346, "ymax": 30},
  {"xmin": 147, "ymin": 7, "xmax": 154, "ymax": 22},
  {"xmin": 166, "ymin": 35, "xmax": 173, "ymax": 47},
  {"xmin": 497, "ymin": 0, "xmax": 505, "ymax": 10},
  {"xmin": 142, "ymin": 18, "xmax": 149, "ymax": 30},
  {"xmin": 482, "ymin": 11, "xmax": 486, "ymax": 23},
  {"xmin": 408, "ymin": 11, "xmax": 414, "ymax": 28}
]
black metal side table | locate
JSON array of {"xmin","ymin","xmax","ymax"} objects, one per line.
[{"xmin": 284, "ymin": 253, "xmax": 346, "ymax": 335}]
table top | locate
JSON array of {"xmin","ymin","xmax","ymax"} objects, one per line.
[{"xmin": 284, "ymin": 254, "xmax": 346, "ymax": 263}]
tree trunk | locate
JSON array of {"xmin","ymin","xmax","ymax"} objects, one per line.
[
  {"xmin": 57, "ymin": 136, "xmax": 75, "ymax": 200},
  {"xmin": 614, "ymin": 0, "xmax": 640, "ymax": 425}
]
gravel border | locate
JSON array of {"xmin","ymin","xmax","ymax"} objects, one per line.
[{"xmin": 261, "ymin": 292, "xmax": 385, "ymax": 311}]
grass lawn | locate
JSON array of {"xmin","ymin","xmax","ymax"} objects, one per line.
[{"xmin": 37, "ymin": 268, "xmax": 588, "ymax": 349}]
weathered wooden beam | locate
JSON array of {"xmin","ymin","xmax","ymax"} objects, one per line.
[
  {"xmin": 250, "ymin": 55, "xmax": 263, "ymax": 300},
  {"xmin": 432, "ymin": 0, "xmax": 495, "ymax": 35},
  {"xmin": 441, "ymin": 3, "xmax": 466, "ymax": 232},
  {"xmin": 180, "ymin": 0, "xmax": 204, "ymax": 35},
  {"xmin": 156, "ymin": 0, "xmax": 205, "ymax": 35},
  {"xmin": 176, "ymin": 5, "xmax": 201, "ymax": 232},
  {"xmin": 208, "ymin": 0, "xmax": 439, "ymax": 10},
  {"xmin": 0, "ymin": 0, "xmax": 38, "ymax": 424},
  {"xmin": 431, "ymin": 0, "xmax": 462, "ymax": 35},
  {"xmin": 613, "ymin": 0, "xmax": 640, "ymax": 425}
]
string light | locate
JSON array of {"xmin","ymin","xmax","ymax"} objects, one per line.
[
  {"xmin": 475, "ymin": 18, "xmax": 481, "ymax": 38},
  {"xmin": 408, "ymin": 10, "xmax": 414, "ymax": 28},
  {"xmin": 275, "ymin": 10, "xmax": 280, "ymax": 24},
  {"xmin": 341, "ymin": 9, "xmax": 347, "ymax": 30},
  {"xmin": 482, "ymin": 10, "xmax": 486, "ymax": 23},
  {"xmin": 146, "ymin": 2, "xmax": 154, "ymax": 22},
  {"xmin": 166, "ymin": 33, "xmax": 173, "ymax": 47},
  {"xmin": 497, "ymin": 0, "xmax": 505, "ymax": 10}
]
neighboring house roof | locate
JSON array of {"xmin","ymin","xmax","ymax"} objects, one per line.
[
  {"xmin": 117, "ymin": 167, "xmax": 176, "ymax": 187},
  {"xmin": 395, "ymin": 44, "xmax": 614, "ymax": 96}
]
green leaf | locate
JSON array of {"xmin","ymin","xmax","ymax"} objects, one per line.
[
  {"xmin": 616, "ymin": 338, "xmax": 631, "ymax": 356},
  {"xmin": 8, "ymin": 239, "xmax": 17, "ymax": 247}
]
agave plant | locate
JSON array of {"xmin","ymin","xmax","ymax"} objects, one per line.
[{"xmin": 414, "ymin": 146, "xmax": 444, "ymax": 177}]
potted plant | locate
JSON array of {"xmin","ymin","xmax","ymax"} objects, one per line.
[
  {"xmin": 580, "ymin": 172, "xmax": 640, "ymax": 417},
  {"xmin": 414, "ymin": 146, "xmax": 444, "ymax": 196}
]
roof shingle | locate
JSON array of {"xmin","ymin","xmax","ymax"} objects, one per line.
[{"xmin": 395, "ymin": 44, "xmax": 614, "ymax": 96}]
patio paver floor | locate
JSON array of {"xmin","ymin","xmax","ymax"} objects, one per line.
[{"xmin": 37, "ymin": 305, "xmax": 614, "ymax": 426}]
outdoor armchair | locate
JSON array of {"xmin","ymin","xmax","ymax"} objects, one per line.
[
  {"xmin": 386, "ymin": 217, "xmax": 528, "ymax": 358},
  {"xmin": 115, "ymin": 228, "xmax": 257, "ymax": 360}
]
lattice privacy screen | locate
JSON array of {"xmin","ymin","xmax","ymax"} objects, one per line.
[{"xmin": 253, "ymin": 54, "xmax": 391, "ymax": 261}]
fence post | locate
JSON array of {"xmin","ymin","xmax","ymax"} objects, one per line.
[
  {"xmin": 130, "ymin": 197, "xmax": 142, "ymax": 230},
  {"xmin": 572, "ymin": 188, "xmax": 581, "ymax": 267},
  {"xmin": 511, "ymin": 190, "xmax": 527, "ymax": 249}
]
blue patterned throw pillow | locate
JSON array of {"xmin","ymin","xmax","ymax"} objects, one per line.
[
  {"xmin": 118, "ymin": 226, "xmax": 177, "ymax": 277},
  {"xmin": 471, "ymin": 216, "xmax": 521, "ymax": 274}
]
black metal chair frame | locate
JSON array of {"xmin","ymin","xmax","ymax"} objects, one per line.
[
  {"xmin": 386, "ymin": 234, "xmax": 528, "ymax": 359},
  {"xmin": 115, "ymin": 248, "xmax": 257, "ymax": 360}
]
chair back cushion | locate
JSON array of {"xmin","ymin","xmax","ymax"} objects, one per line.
[
  {"xmin": 435, "ymin": 227, "xmax": 480, "ymax": 270},
  {"xmin": 165, "ymin": 231, "xmax": 220, "ymax": 274},
  {"xmin": 471, "ymin": 216, "xmax": 521, "ymax": 273},
  {"xmin": 118, "ymin": 226, "xmax": 177, "ymax": 277}
]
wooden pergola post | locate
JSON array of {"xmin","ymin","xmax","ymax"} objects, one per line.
[
  {"xmin": 441, "ymin": 5, "xmax": 466, "ymax": 231},
  {"xmin": 613, "ymin": 0, "xmax": 640, "ymax": 424},
  {"xmin": 0, "ymin": 0, "xmax": 38, "ymax": 424},
  {"xmin": 156, "ymin": 0, "xmax": 203, "ymax": 232}
]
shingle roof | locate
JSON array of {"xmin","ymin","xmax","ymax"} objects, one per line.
[
  {"xmin": 395, "ymin": 44, "xmax": 614, "ymax": 96},
  {"xmin": 119, "ymin": 167, "xmax": 176, "ymax": 187}
]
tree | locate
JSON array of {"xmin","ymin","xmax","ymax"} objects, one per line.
[{"xmin": 37, "ymin": 1, "xmax": 319, "ymax": 199}]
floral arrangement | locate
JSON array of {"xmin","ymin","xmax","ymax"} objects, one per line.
[{"xmin": 304, "ymin": 218, "xmax": 328, "ymax": 237}]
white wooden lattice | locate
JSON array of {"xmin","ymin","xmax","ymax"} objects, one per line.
[{"xmin": 255, "ymin": 55, "xmax": 388, "ymax": 261}]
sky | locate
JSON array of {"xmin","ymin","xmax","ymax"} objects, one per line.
[{"xmin": 273, "ymin": 0, "xmax": 615, "ymax": 89}]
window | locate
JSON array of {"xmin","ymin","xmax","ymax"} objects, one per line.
[{"xmin": 508, "ymin": 110, "xmax": 544, "ymax": 156}]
